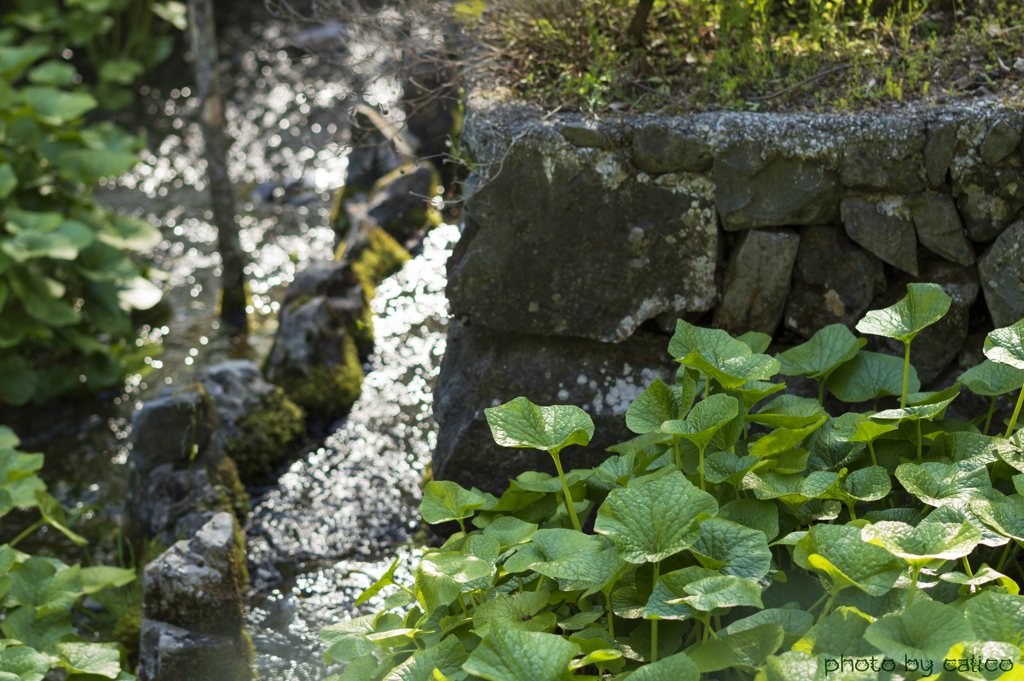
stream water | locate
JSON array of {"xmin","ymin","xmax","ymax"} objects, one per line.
[{"xmin": 0, "ymin": 5, "xmax": 452, "ymax": 679}]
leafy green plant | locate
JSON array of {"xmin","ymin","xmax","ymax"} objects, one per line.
[
  {"xmin": 0, "ymin": 11, "xmax": 168, "ymax": 406},
  {"xmin": 0, "ymin": 425, "xmax": 138, "ymax": 680},
  {"xmin": 321, "ymin": 287, "xmax": 1024, "ymax": 680}
]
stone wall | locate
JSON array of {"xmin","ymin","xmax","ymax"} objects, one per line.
[{"xmin": 433, "ymin": 92, "xmax": 1024, "ymax": 494}]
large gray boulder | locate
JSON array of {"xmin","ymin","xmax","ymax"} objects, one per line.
[
  {"xmin": 978, "ymin": 220, "xmax": 1024, "ymax": 328},
  {"xmin": 713, "ymin": 228, "xmax": 799, "ymax": 336},
  {"xmin": 924, "ymin": 121, "xmax": 957, "ymax": 188},
  {"xmin": 980, "ymin": 120, "xmax": 1022, "ymax": 166},
  {"xmin": 449, "ymin": 131, "xmax": 720, "ymax": 342},
  {"xmin": 433, "ymin": 321, "xmax": 677, "ymax": 495},
  {"xmin": 841, "ymin": 140, "xmax": 926, "ymax": 193},
  {"xmin": 783, "ymin": 226, "xmax": 886, "ymax": 339},
  {"xmin": 713, "ymin": 139, "xmax": 841, "ymax": 230},
  {"xmin": 842, "ymin": 196, "xmax": 918, "ymax": 275},
  {"xmin": 953, "ymin": 164, "xmax": 1024, "ymax": 242},
  {"xmin": 630, "ymin": 122, "xmax": 713, "ymax": 174}
]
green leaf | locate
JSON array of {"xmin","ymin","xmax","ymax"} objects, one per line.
[
  {"xmin": 643, "ymin": 568, "xmax": 717, "ymax": 621},
  {"xmin": 863, "ymin": 600, "xmax": 975, "ymax": 666},
  {"xmin": 793, "ymin": 524, "xmax": 904, "ymax": 597},
  {"xmin": 856, "ymin": 282, "xmax": 952, "ymax": 344},
  {"xmin": 355, "ymin": 556, "xmax": 402, "ymax": 606},
  {"xmin": 485, "ymin": 398, "xmax": 594, "ymax": 455},
  {"xmin": 0, "ymin": 44, "xmax": 50, "ymax": 75},
  {"xmin": 833, "ymin": 412, "xmax": 896, "ymax": 444},
  {"xmin": 22, "ymin": 86, "xmax": 98, "ymax": 125},
  {"xmin": 420, "ymin": 481, "xmax": 486, "ymax": 525},
  {"xmin": 622, "ymin": 651, "xmax": 699, "ymax": 681},
  {"xmin": 1, "ymin": 605, "xmax": 76, "ymax": 650},
  {"xmin": 985, "ymin": 318, "xmax": 1024, "ymax": 370},
  {"xmin": 320, "ymin": 616, "xmax": 377, "ymax": 664},
  {"xmin": 0, "ymin": 646, "xmax": 50, "ymax": 681},
  {"xmin": 748, "ymin": 419, "xmax": 826, "ymax": 459},
  {"xmin": 958, "ymin": 359, "xmax": 1024, "ymax": 396},
  {"xmin": 717, "ymin": 499, "xmax": 779, "ymax": 542},
  {"xmin": 737, "ymin": 331, "xmax": 772, "ymax": 354},
  {"xmin": 2, "ymin": 221, "xmax": 94, "ymax": 262},
  {"xmin": 463, "ymin": 628, "xmax": 579, "ymax": 681},
  {"xmin": 54, "ymin": 642, "xmax": 121, "ymax": 678},
  {"xmin": 59, "ymin": 149, "xmax": 141, "ymax": 182},
  {"xmin": 482, "ymin": 516, "xmax": 537, "ymax": 549},
  {"xmin": 896, "ymin": 459, "xmax": 992, "ymax": 507},
  {"xmin": 510, "ymin": 470, "xmax": 590, "ymax": 494},
  {"xmin": 962, "ymin": 591, "xmax": 1024, "ymax": 645},
  {"xmin": 4, "ymin": 209, "xmax": 63, "ymax": 234},
  {"xmin": 381, "ymin": 636, "xmax": 466, "ymax": 681},
  {"xmin": 6, "ymin": 267, "xmax": 80, "ymax": 328},
  {"xmin": 414, "ymin": 552, "xmax": 493, "ymax": 613},
  {"xmin": 687, "ymin": 623, "xmax": 784, "ymax": 673},
  {"xmin": 791, "ymin": 606, "xmax": 877, "ymax": 657},
  {"xmin": 678, "ymin": 350, "xmax": 781, "ymax": 390},
  {"xmin": 625, "ymin": 377, "xmax": 695, "ymax": 434},
  {"xmin": 828, "ymin": 350, "xmax": 921, "ymax": 403},
  {"xmin": 703, "ymin": 452, "xmax": 764, "ymax": 487},
  {"xmin": 727, "ymin": 381, "xmax": 787, "ymax": 414},
  {"xmin": 871, "ymin": 383, "xmax": 961, "ymax": 421},
  {"xmin": 472, "ymin": 590, "xmax": 554, "ymax": 637},
  {"xmin": 940, "ymin": 641, "xmax": 1023, "ymax": 681},
  {"xmin": 0, "ymin": 164, "xmax": 15, "ymax": 199},
  {"xmin": 777, "ymin": 324, "xmax": 865, "ymax": 381},
  {"xmin": 723, "ymin": 608, "xmax": 813, "ymax": 650},
  {"xmin": 36, "ymin": 490, "xmax": 88, "ymax": 545},
  {"xmin": 940, "ymin": 566, "xmax": 1018, "ymax": 593},
  {"xmin": 97, "ymin": 215, "xmax": 161, "ymax": 251},
  {"xmin": 594, "ymin": 471, "xmax": 717, "ymax": 563},
  {"xmin": 79, "ymin": 565, "xmax": 135, "ymax": 594},
  {"xmin": 28, "ymin": 60, "xmax": 78, "ymax": 87},
  {"xmin": 669, "ymin": 573, "xmax": 764, "ymax": 612},
  {"xmin": 0, "ymin": 357, "xmax": 38, "ymax": 407},
  {"xmin": 805, "ymin": 419, "xmax": 867, "ymax": 472},
  {"xmin": 669, "ymin": 319, "xmax": 752, "ymax": 362},
  {"xmin": 662, "ymin": 394, "xmax": 739, "ymax": 451},
  {"xmin": 970, "ymin": 495, "xmax": 1024, "ymax": 542},
  {"xmin": 921, "ymin": 499, "xmax": 1009, "ymax": 548},
  {"xmin": 5, "ymin": 557, "xmax": 82, "ymax": 612},
  {"xmin": 98, "ymin": 58, "xmax": 144, "ymax": 85},
  {"xmin": 689, "ymin": 517, "xmax": 772, "ymax": 581},
  {"xmin": 747, "ymin": 395, "xmax": 826, "ymax": 430},
  {"xmin": 860, "ymin": 520, "xmax": 981, "ymax": 569}
]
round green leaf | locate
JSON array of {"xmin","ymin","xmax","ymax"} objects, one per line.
[
  {"xmin": 625, "ymin": 377, "xmax": 695, "ymax": 435},
  {"xmin": 791, "ymin": 606, "xmax": 877, "ymax": 657},
  {"xmin": 793, "ymin": 524, "xmax": 904, "ymax": 597},
  {"xmin": 689, "ymin": 517, "xmax": 772, "ymax": 581},
  {"xmin": 22, "ymin": 86, "xmax": 98, "ymax": 124},
  {"xmin": 863, "ymin": 600, "xmax": 975, "ymax": 665},
  {"xmin": 856, "ymin": 282, "xmax": 953, "ymax": 343},
  {"xmin": 463, "ymin": 628, "xmax": 579, "ymax": 681},
  {"xmin": 860, "ymin": 520, "xmax": 981, "ymax": 568},
  {"xmin": 958, "ymin": 359, "xmax": 1024, "ymax": 396},
  {"xmin": 777, "ymin": 323, "xmax": 865, "ymax": 380},
  {"xmin": 687, "ymin": 623, "xmax": 784, "ymax": 673},
  {"xmin": 0, "ymin": 646, "xmax": 50, "ymax": 681},
  {"xmin": 420, "ymin": 481, "xmax": 486, "ymax": 525},
  {"xmin": 962, "ymin": 590, "xmax": 1024, "ymax": 645},
  {"xmin": 485, "ymin": 398, "xmax": 594, "ymax": 455},
  {"xmin": 663, "ymin": 394, "xmax": 739, "ymax": 451},
  {"xmin": 623, "ymin": 651, "xmax": 699, "ymax": 681},
  {"xmin": 985, "ymin": 318, "xmax": 1024, "ymax": 370},
  {"xmin": 896, "ymin": 459, "xmax": 992, "ymax": 507},
  {"xmin": 828, "ymin": 350, "xmax": 921, "ymax": 403}
]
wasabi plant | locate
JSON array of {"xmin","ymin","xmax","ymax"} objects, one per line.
[
  {"xmin": 0, "ymin": 426, "xmax": 138, "ymax": 680},
  {"xmin": 321, "ymin": 289, "xmax": 1024, "ymax": 681}
]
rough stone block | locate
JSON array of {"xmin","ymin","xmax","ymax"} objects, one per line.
[
  {"xmin": 143, "ymin": 512, "xmax": 245, "ymax": 635},
  {"xmin": 954, "ymin": 165, "xmax": 1024, "ymax": 242},
  {"xmin": 450, "ymin": 138, "xmax": 719, "ymax": 342},
  {"xmin": 842, "ymin": 196, "xmax": 919, "ymax": 275},
  {"xmin": 630, "ymin": 123, "xmax": 713, "ymax": 173},
  {"xmin": 139, "ymin": 619, "xmax": 244, "ymax": 681},
  {"xmin": 433, "ymin": 321, "xmax": 678, "ymax": 494},
  {"xmin": 366, "ymin": 163, "xmax": 439, "ymax": 241},
  {"xmin": 560, "ymin": 124, "xmax": 610, "ymax": 149},
  {"xmin": 980, "ymin": 120, "xmax": 1022, "ymax": 166},
  {"xmin": 130, "ymin": 388, "xmax": 217, "ymax": 475},
  {"xmin": 841, "ymin": 141, "xmax": 926, "ymax": 193},
  {"xmin": 713, "ymin": 228, "xmax": 800, "ymax": 336},
  {"xmin": 978, "ymin": 220, "xmax": 1024, "ymax": 328},
  {"xmin": 714, "ymin": 140, "xmax": 841, "ymax": 231},
  {"xmin": 925, "ymin": 121, "xmax": 958, "ymax": 188},
  {"xmin": 907, "ymin": 194, "xmax": 975, "ymax": 266},
  {"xmin": 783, "ymin": 226, "xmax": 886, "ymax": 339}
]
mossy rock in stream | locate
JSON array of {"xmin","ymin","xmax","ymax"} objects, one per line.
[
  {"xmin": 270, "ymin": 334, "xmax": 365, "ymax": 419},
  {"xmin": 224, "ymin": 387, "xmax": 305, "ymax": 480}
]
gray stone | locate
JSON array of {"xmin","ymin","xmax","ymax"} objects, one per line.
[
  {"xmin": 135, "ymin": 464, "xmax": 223, "ymax": 546},
  {"xmin": 980, "ymin": 120, "xmax": 1022, "ymax": 166},
  {"xmin": 841, "ymin": 140, "xmax": 926, "ymax": 193},
  {"xmin": 143, "ymin": 512, "xmax": 245, "ymax": 635},
  {"xmin": 630, "ymin": 123, "xmax": 712, "ymax": 173},
  {"xmin": 560, "ymin": 125, "xmax": 609, "ymax": 149},
  {"xmin": 433, "ymin": 321, "xmax": 678, "ymax": 495},
  {"xmin": 925, "ymin": 121, "xmax": 957, "ymax": 188},
  {"xmin": 873, "ymin": 261, "xmax": 981, "ymax": 384},
  {"xmin": 130, "ymin": 388, "xmax": 218, "ymax": 475},
  {"xmin": 978, "ymin": 219, "xmax": 1024, "ymax": 328},
  {"xmin": 783, "ymin": 226, "xmax": 886, "ymax": 339},
  {"xmin": 954, "ymin": 165, "xmax": 1024, "ymax": 242},
  {"xmin": 194, "ymin": 360, "xmax": 275, "ymax": 443},
  {"xmin": 366, "ymin": 162, "xmax": 438, "ymax": 241},
  {"xmin": 907, "ymin": 194, "xmax": 975, "ymax": 266},
  {"xmin": 139, "ymin": 619, "xmax": 242, "ymax": 681},
  {"xmin": 450, "ymin": 138, "xmax": 719, "ymax": 342},
  {"xmin": 842, "ymin": 196, "xmax": 918, "ymax": 275},
  {"xmin": 714, "ymin": 140, "xmax": 841, "ymax": 231},
  {"xmin": 713, "ymin": 228, "xmax": 800, "ymax": 336}
]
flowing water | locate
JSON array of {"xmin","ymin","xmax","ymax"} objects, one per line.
[{"xmin": 0, "ymin": 5, "xmax": 454, "ymax": 679}]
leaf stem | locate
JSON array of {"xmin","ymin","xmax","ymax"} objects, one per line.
[
  {"xmin": 962, "ymin": 556, "xmax": 973, "ymax": 578},
  {"xmin": 651, "ymin": 560, "xmax": 660, "ymax": 663},
  {"xmin": 907, "ymin": 565, "xmax": 922, "ymax": 607},
  {"xmin": 552, "ymin": 452, "xmax": 583, "ymax": 533},
  {"xmin": 817, "ymin": 592, "xmax": 835, "ymax": 623},
  {"xmin": 698, "ymin": 444, "xmax": 706, "ymax": 492},
  {"xmin": 983, "ymin": 395, "xmax": 996, "ymax": 436},
  {"xmin": 807, "ymin": 592, "xmax": 829, "ymax": 614},
  {"xmin": 916, "ymin": 418, "xmax": 922, "ymax": 462},
  {"xmin": 1005, "ymin": 387, "xmax": 1024, "ymax": 439},
  {"xmin": 457, "ymin": 593, "xmax": 470, "ymax": 618},
  {"xmin": 867, "ymin": 440, "xmax": 877, "ymax": 466},
  {"xmin": 901, "ymin": 340, "xmax": 911, "ymax": 409},
  {"xmin": 998, "ymin": 542, "xmax": 1013, "ymax": 571},
  {"xmin": 9, "ymin": 519, "xmax": 42, "ymax": 548},
  {"xmin": 604, "ymin": 589, "xmax": 615, "ymax": 639},
  {"xmin": 457, "ymin": 517, "xmax": 467, "ymax": 535},
  {"xmin": 673, "ymin": 436, "xmax": 681, "ymax": 473}
]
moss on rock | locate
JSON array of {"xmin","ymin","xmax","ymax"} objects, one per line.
[
  {"xmin": 278, "ymin": 335, "xmax": 365, "ymax": 417},
  {"xmin": 224, "ymin": 387, "xmax": 305, "ymax": 480},
  {"xmin": 349, "ymin": 226, "xmax": 412, "ymax": 299},
  {"xmin": 213, "ymin": 456, "xmax": 251, "ymax": 521}
]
